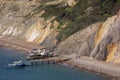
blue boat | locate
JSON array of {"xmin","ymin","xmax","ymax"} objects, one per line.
[{"xmin": 5, "ymin": 61, "xmax": 26, "ymax": 69}]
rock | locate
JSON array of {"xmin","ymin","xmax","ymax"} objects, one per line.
[
  {"xmin": 54, "ymin": 23, "xmax": 101, "ymax": 56},
  {"xmin": 55, "ymin": 12, "xmax": 120, "ymax": 63},
  {"xmin": 85, "ymin": 7, "xmax": 94, "ymax": 16},
  {"xmin": 53, "ymin": 21, "xmax": 59, "ymax": 29},
  {"xmin": 66, "ymin": 0, "xmax": 77, "ymax": 7}
]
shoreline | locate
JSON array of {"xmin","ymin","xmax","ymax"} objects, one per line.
[
  {"xmin": 0, "ymin": 37, "xmax": 120, "ymax": 79},
  {"xmin": 63, "ymin": 57, "xmax": 120, "ymax": 79}
]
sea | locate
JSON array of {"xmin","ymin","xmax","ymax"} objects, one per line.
[{"xmin": 0, "ymin": 48, "xmax": 113, "ymax": 80}]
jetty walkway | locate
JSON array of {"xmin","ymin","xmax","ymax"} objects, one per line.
[{"xmin": 29, "ymin": 54, "xmax": 77, "ymax": 64}]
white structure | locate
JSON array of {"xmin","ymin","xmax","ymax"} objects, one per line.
[{"xmin": 40, "ymin": 48, "xmax": 47, "ymax": 56}]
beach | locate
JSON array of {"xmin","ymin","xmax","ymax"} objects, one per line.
[
  {"xmin": 65, "ymin": 57, "xmax": 120, "ymax": 78},
  {"xmin": 0, "ymin": 36, "xmax": 120, "ymax": 79},
  {"xmin": 0, "ymin": 36, "xmax": 43, "ymax": 53}
]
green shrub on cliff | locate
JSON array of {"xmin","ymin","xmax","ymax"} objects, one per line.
[{"xmin": 26, "ymin": 0, "xmax": 120, "ymax": 42}]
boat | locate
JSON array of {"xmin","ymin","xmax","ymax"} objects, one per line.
[{"xmin": 5, "ymin": 61, "xmax": 26, "ymax": 69}]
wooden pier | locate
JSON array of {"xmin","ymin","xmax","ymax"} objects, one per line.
[{"xmin": 28, "ymin": 54, "xmax": 77, "ymax": 64}]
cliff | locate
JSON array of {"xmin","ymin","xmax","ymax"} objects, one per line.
[
  {"xmin": 0, "ymin": 0, "xmax": 120, "ymax": 63},
  {"xmin": 55, "ymin": 12, "xmax": 120, "ymax": 63}
]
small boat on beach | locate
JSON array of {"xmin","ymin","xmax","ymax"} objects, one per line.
[{"xmin": 5, "ymin": 61, "xmax": 27, "ymax": 69}]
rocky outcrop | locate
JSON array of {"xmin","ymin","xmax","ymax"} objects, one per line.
[
  {"xmin": 45, "ymin": 0, "xmax": 77, "ymax": 7},
  {"xmin": 54, "ymin": 23, "xmax": 101, "ymax": 56},
  {"xmin": 55, "ymin": 12, "xmax": 120, "ymax": 63},
  {"xmin": 66, "ymin": 0, "xmax": 77, "ymax": 7},
  {"xmin": 91, "ymin": 12, "xmax": 120, "ymax": 63}
]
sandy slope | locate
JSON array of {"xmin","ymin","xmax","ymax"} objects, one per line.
[{"xmin": 0, "ymin": 36, "xmax": 44, "ymax": 53}]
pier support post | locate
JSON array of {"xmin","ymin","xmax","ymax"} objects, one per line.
[
  {"xmin": 42, "ymin": 61, "xmax": 43, "ymax": 64},
  {"xmin": 53, "ymin": 60, "xmax": 55, "ymax": 64},
  {"xmin": 48, "ymin": 61, "xmax": 49, "ymax": 64}
]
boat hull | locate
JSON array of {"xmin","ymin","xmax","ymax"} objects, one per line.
[{"xmin": 5, "ymin": 64, "xmax": 26, "ymax": 69}]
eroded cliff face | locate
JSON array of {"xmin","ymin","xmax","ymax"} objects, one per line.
[
  {"xmin": 55, "ymin": 12, "xmax": 120, "ymax": 63},
  {"xmin": 92, "ymin": 13, "xmax": 120, "ymax": 63},
  {"xmin": 0, "ymin": 0, "xmax": 78, "ymax": 48},
  {"xmin": 0, "ymin": 0, "xmax": 61, "ymax": 48},
  {"xmin": 54, "ymin": 23, "xmax": 100, "ymax": 55}
]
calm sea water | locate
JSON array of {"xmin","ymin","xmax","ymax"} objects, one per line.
[{"xmin": 0, "ymin": 48, "xmax": 111, "ymax": 80}]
